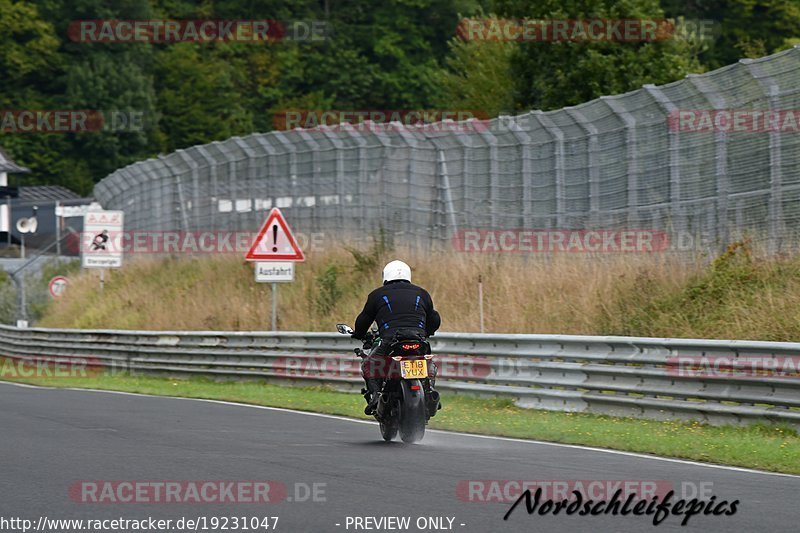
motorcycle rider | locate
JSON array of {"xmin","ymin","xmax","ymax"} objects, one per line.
[{"xmin": 352, "ymin": 260, "xmax": 441, "ymax": 415}]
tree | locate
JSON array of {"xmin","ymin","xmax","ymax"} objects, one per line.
[
  {"xmin": 305, "ymin": 0, "xmax": 463, "ymax": 108},
  {"xmin": 64, "ymin": 51, "xmax": 159, "ymax": 180},
  {"xmin": 486, "ymin": 0, "xmax": 704, "ymax": 111},
  {"xmin": 435, "ymin": 32, "xmax": 516, "ymax": 116},
  {"xmin": 660, "ymin": 0, "xmax": 800, "ymax": 68},
  {"xmin": 0, "ymin": 0, "xmax": 71, "ymax": 190},
  {"xmin": 0, "ymin": 0, "xmax": 61, "ymax": 89},
  {"xmin": 154, "ymin": 43, "xmax": 253, "ymax": 151}
]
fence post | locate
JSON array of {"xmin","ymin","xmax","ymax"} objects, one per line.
[
  {"xmin": 643, "ymin": 84, "xmax": 684, "ymax": 237},
  {"xmin": 743, "ymin": 58, "xmax": 784, "ymax": 254},
  {"xmin": 147, "ymin": 165, "xmax": 167, "ymax": 231},
  {"xmin": 438, "ymin": 149, "xmax": 459, "ymax": 243},
  {"xmin": 688, "ymin": 74, "xmax": 729, "ymax": 252},
  {"xmin": 271, "ymin": 131, "xmax": 299, "ymax": 214},
  {"xmin": 175, "ymin": 149, "xmax": 202, "ymax": 230},
  {"xmin": 231, "ymin": 137, "xmax": 259, "ymax": 229},
  {"xmin": 475, "ymin": 125, "xmax": 499, "ymax": 229},
  {"xmin": 159, "ymin": 155, "xmax": 190, "ymax": 233},
  {"xmin": 194, "ymin": 146, "xmax": 218, "ymax": 229},
  {"xmin": 250, "ymin": 133, "xmax": 281, "ymax": 218},
  {"xmin": 565, "ymin": 107, "xmax": 601, "ymax": 226},
  {"xmin": 331, "ymin": 125, "xmax": 367, "ymax": 236},
  {"xmin": 369, "ymin": 125, "xmax": 394, "ymax": 245},
  {"xmin": 421, "ymin": 127, "xmax": 460, "ymax": 245},
  {"xmin": 387, "ymin": 125, "xmax": 420, "ymax": 245},
  {"xmin": 288, "ymin": 131, "xmax": 318, "ymax": 233},
  {"xmin": 534, "ymin": 112, "xmax": 566, "ymax": 228},
  {"xmin": 225, "ymin": 137, "xmax": 257, "ymax": 229},
  {"xmin": 498, "ymin": 116, "xmax": 533, "ymax": 228},
  {"xmin": 205, "ymin": 141, "xmax": 241, "ymax": 231},
  {"xmin": 602, "ymin": 96, "xmax": 640, "ymax": 228}
]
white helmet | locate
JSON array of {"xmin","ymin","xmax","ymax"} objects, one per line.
[{"xmin": 382, "ymin": 260, "xmax": 411, "ymax": 284}]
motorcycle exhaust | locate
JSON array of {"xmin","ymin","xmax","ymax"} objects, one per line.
[{"xmin": 426, "ymin": 389, "xmax": 441, "ymax": 415}]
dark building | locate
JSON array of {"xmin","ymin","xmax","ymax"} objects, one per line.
[{"xmin": 0, "ymin": 146, "xmax": 93, "ymax": 256}]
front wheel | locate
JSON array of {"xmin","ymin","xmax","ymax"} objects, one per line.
[{"xmin": 379, "ymin": 419, "xmax": 398, "ymax": 441}]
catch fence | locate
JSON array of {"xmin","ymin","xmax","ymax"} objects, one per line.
[{"xmin": 94, "ymin": 46, "xmax": 800, "ymax": 254}]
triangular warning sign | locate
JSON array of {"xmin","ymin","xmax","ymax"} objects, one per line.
[{"xmin": 246, "ymin": 208, "xmax": 305, "ymax": 261}]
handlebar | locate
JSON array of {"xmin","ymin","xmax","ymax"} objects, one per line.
[{"xmin": 359, "ymin": 330, "xmax": 377, "ymax": 349}]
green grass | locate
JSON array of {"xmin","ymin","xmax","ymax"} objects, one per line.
[{"xmin": 3, "ymin": 368, "xmax": 799, "ymax": 475}]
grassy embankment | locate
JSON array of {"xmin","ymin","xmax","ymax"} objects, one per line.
[{"xmin": 37, "ymin": 239, "xmax": 800, "ymax": 340}]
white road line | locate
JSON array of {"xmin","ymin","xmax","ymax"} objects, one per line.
[{"xmin": 2, "ymin": 379, "xmax": 799, "ymax": 479}]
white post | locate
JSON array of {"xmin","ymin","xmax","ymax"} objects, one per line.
[
  {"xmin": 0, "ymin": 171, "xmax": 8, "ymax": 247},
  {"xmin": 478, "ymin": 274, "xmax": 485, "ymax": 333},
  {"xmin": 55, "ymin": 201, "xmax": 61, "ymax": 256},
  {"xmin": 271, "ymin": 283, "xmax": 278, "ymax": 331}
]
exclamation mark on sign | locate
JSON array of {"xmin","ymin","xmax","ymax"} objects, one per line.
[{"xmin": 272, "ymin": 224, "xmax": 278, "ymax": 252}]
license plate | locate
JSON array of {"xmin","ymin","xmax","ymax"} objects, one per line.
[{"xmin": 400, "ymin": 359, "xmax": 428, "ymax": 379}]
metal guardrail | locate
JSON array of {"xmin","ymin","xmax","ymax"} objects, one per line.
[{"xmin": 1, "ymin": 325, "xmax": 799, "ymax": 429}]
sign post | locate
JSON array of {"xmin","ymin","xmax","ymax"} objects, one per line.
[
  {"xmin": 254, "ymin": 262, "xmax": 295, "ymax": 330},
  {"xmin": 245, "ymin": 208, "xmax": 305, "ymax": 331},
  {"xmin": 271, "ymin": 283, "xmax": 277, "ymax": 331}
]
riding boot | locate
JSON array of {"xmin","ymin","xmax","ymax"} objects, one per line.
[{"xmin": 363, "ymin": 378, "xmax": 381, "ymax": 415}]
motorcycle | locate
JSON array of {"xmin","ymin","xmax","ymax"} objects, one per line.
[{"xmin": 336, "ymin": 324, "xmax": 440, "ymax": 443}]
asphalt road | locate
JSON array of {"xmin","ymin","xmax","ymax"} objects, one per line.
[{"xmin": 1, "ymin": 380, "xmax": 798, "ymax": 533}]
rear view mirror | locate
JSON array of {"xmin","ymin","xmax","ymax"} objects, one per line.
[{"xmin": 336, "ymin": 324, "xmax": 354, "ymax": 335}]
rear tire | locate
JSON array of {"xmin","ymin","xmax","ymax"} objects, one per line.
[{"xmin": 399, "ymin": 398, "xmax": 426, "ymax": 443}]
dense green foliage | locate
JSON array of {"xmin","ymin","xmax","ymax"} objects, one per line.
[{"xmin": 1, "ymin": 0, "xmax": 797, "ymax": 194}]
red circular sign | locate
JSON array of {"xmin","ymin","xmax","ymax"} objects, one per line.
[{"xmin": 48, "ymin": 276, "xmax": 69, "ymax": 298}]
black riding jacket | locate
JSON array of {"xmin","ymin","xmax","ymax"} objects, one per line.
[{"xmin": 353, "ymin": 280, "xmax": 441, "ymax": 340}]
